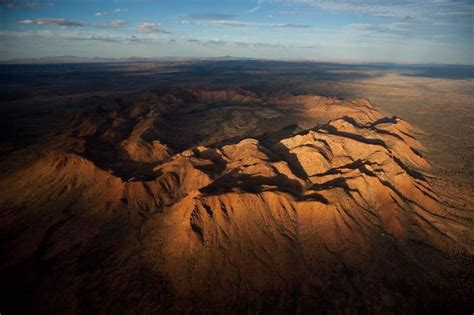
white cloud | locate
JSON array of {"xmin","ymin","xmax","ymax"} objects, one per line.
[
  {"xmin": 19, "ymin": 19, "xmax": 34, "ymax": 24},
  {"xmin": 347, "ymin": 22, "xmax": 410, "ymax": 35},
  {"xmin": 185, "ymin": 14, "xmax": 311, "ymax": 29},
  {"xmin": 204, "ymin": 19, "xmax": 311, "ymax": 28},
  {"xmin": 258, "ymin": 0, "xmax": 474, "ymax": 21},
  {"xmin": 19, "ymin": 18, "xmax": 85, "ymax": 27},
  {"xmin": 109, "ymin": 19, "xmax": 127, "ymax": 27},
  {"xmin": 114, "ymin": 8, "xmax": 128, "ymax": 13},
  {"xmin": 137, "ymin": 22, "xmax": 170, "ymax": 33},
  {"xmin": 0, "ymin": 30, "xmax": 157, "ymax": 45},
  {"xmin": 187, "ymin": 13, "xmax": 234, "ymax": 20},
  {"xmin": 186, "ymin": 38, "xmax": 318, "ymax": 49},
  {"xmin": 248, "ymin": 6, "xmax": 261, "ymax": 13}
]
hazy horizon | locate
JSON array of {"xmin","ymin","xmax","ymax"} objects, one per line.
[{"xmin": 3, "ymin": 54, "xmax": 474, "ymax": 66}]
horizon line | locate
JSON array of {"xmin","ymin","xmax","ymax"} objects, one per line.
[{"xmin": 2, "ymin": 55, "xmax": 474, "ymax": 67}]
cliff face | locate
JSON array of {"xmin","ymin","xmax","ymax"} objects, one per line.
[{"xmin": 0, "ymin": 88, "xmax": 472, "ymax": 313}]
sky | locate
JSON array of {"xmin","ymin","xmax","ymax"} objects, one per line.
[{"xmin": 0, "ymin": 0, "xmax": 473, "ymax": 64}]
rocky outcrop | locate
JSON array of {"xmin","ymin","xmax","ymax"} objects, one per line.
[{"xmin": 0, "ymin": 88, "xmax": 472, "ymax": 313}]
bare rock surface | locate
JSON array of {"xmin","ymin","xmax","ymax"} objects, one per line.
[{"xmin": 0, "ymin": 88, "xmax": 472, "ymax": 313}]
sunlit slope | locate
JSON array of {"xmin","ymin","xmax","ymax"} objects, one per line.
[{"xmin": 1, "ymin": 88, "xmax": 472, "ymax": 313}]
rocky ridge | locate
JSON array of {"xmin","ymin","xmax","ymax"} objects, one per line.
[{"xmin": 0, "ymin": 88, "xmax": 472, "ymax": 313}]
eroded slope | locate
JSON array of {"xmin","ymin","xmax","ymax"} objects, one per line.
[{"xmin": 0, "ymin": 88, "xmax": 472, "ymax": 313}]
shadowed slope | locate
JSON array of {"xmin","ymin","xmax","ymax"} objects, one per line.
[{"xmin": 0, "ymin": 88, "xmax": 472, "ymax": 313}]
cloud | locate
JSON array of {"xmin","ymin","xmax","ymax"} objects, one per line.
[
  {"xmin": 248, "ymin": 6, "xmax": 261, "ymax": 13},
  {"xmin": 0, "ymin": 30, "xmax": 39, "ymax": 37},
  {"xmin": 186, "ymin": 38, "xmax": 318, "ymax": 49},
  {"xmin": 113, "ymin": 8, "xmax": 128, "ymax": 13},
  {"xmin": 69, "ymin": 35, "xmax": 151, "ymax": 44},
  {"xmin": 70, "ymin": 35, "xmax": 120, "ymax": 43},
  {"xmin": 137, "ymin": 22, "xmax": 170, "ymax": 33},
  {"xmin": 19, "ymin": 18, "xmax": 85, "ymax": 27},
  {"xmin": 274, "ymin": 10, "xmax": 314, "ymax": 16},
  {"xmin": 0, "ymin": 30, "xmax": 156, "ymax": 45},
  {"xmin": 125, "ymin": 35, "xmax": 151, "ymax": 43},
  {"xmin": 108, "ymin": 19, "xmax": 127, "ymax": 27},
  {"xmin": 19, "ymin": 18, "xmax": 128, "ymax": 29},
  {"xmin": 206, "ymin": 19, "xmax": 311, "ymax": 28},
  {"xmin": 184, "ymin": 14, "xmax": 311, "ymax": 29},
  {"xmin": 186, "ymin": 13, "xmax": 234, "ymax": 20},
  {"xmin": 95, "ymin": 12, "xmax": 106, "ymax": 17},
  {"xmin": 258, "ymin": 0, "xmax": 474, "ymax": 21},
  {"xmin": 0, "ymin": 0, "xmax": 41, "ymax": 9},
  {"xmin": 348, "ymin": 22, "xmax": 410, "ymax": 35}
]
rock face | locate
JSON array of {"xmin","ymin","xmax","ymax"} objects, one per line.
[{"xmin": 0, "ymin": 88, "xmax": 472, "ymax": 313}]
